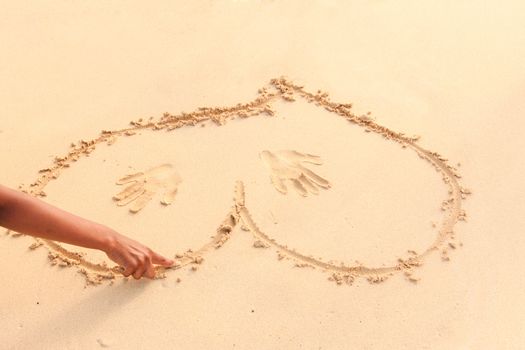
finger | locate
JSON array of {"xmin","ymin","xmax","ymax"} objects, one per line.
[
  {"xmin": 296, "ymin": 151, "xmax": 323, "ymax": 165},
  {"xmin": 300, "ymin": 153, "xmax": 323, "ymax": 165},
  {"xmin": 298, "ymin": 175, "xmax": 319, "ymax": 195},
  {"xmin": 151, "ymin": 251, "xmax": 175, "ymax": 267},
  {"xmin": 115, "ymin": 187, "xmax": 146, "ymax": 206},
  {"xmin": 290, "ymin": 179, "xmax": 308, "ymax": 196},
  {"xmin": 129, "ymin": 189, "xmax": 156, "ymax": 213},
  {"xmin": 161, "ymin": 187, "xmax": 178, "ymax": 205},
  {"xmin": 145, "ymin": 163, "xmax": 173, "ymax": 176},
  {"xmin": 122, "ymin": 258, "xmax": 139, "ymax": 277},
  {"xmin": 270, "ymin": 174, "xmax": 287, "ymax": 194},
  {"xmin": 132, "ymin": 256, "xmax": 149, "ymax": 280},
  {"xmin": 278, "ymin": 150, "xmax": 323, "ymax": 165},
  {"xmin": 113, "ymin": 182, "xmax": 145, "ymax": 202},
  {"xmin": 260, "ymin": 150, "xmax": 280, "ymax": 170},
  {"xmin": 116, "ymin": 172, "xmax": 144, "ymax": 185},
  {"xmin": 299, "ymin": 166, "xmax": 331, "ymax": 189},
  {"xmin": 144, "ymin": 264, "xmax": 156, "ymax": 279}
]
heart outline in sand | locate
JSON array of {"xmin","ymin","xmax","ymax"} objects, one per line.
[{"xmin": 13, "ymin": 78, "xmax": 470, "ymax": 286}]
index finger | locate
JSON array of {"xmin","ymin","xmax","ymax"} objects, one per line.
[{"xmin": 151, "ymin": 251, "xmax": 174, "ymax": 267}]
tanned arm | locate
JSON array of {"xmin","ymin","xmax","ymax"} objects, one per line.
[{"xmin": 0, "ymin": 184, "xmax": 173, "ymax": 279}]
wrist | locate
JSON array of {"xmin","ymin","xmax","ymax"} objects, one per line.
[{"xmin": 94, "ymin": 224, "xmax": 118, "ymax": 253}]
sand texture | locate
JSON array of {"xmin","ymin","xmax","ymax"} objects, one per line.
[
  {"xmin": 1, "ymin": 1, "xmax": 525, "ymax": 349},
  {"xmin": 7, "ymin": 78, "xmax": 469, "ymax": 286}
]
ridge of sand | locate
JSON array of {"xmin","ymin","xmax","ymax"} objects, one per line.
[{"xmin": 5, "ymin": 78, "xmax": 470, "ymax": 286}]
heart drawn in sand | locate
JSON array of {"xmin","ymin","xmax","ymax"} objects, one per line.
[{"xmin": 12, "ymin": 78, "xmax": 470, "ymax": 286}]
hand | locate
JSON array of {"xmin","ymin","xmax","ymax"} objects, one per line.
[
  {"xmin": 260, "ymin": 150, "xmax": 331, "ymax": 196},
  {"xmin": 113, "ymin": 163, "xmax": 182, "ymax": 213},
  {"xmin": 103, "ymin": 230, "xmax": 174, "ymax": 279}
]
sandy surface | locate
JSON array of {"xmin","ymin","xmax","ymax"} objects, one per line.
[{"xmin": 1, "ymin": 1, "xmax": 524, "ymax": 349}]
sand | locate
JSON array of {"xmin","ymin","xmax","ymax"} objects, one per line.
[
  {"xmin": 8, "ymin": 78, "xmax": 468, "ymax": 286},
  {"xmin": 1, "ymin": 1, "xmax": 525, "ymax": 349}
]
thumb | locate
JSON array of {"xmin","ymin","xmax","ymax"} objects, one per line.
[{"xmin": 151, "ymin": 251, "xmax": 174, "ymax": 267}]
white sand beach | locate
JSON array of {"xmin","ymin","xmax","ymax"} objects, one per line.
[{"xmin": 1, "ymin": 1, "xmax": 524, "ymax": 349}]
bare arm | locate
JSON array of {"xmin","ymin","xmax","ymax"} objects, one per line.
[{"xmin": 0, "ymin": 184, "xmax": 173, "ymax": 279}]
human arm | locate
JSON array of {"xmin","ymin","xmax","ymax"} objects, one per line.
[{"xmin": 0, "ymin": 184, "xmax": 173, "ymax": 279}]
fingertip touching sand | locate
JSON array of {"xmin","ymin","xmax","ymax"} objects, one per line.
[{"xmin": 5, "ymin": 78, "xmax": 470, "ymax": 286}]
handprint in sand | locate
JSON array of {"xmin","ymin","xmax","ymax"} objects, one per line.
[
  {"xmin": 113, "ymin": 164, "xmax": 182, "ymax": 213},
  {"xmin": 261, "ymin": 150, "xmax": 331, "ymax": 196}
]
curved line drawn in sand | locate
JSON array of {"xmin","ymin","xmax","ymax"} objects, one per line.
[
  {"xmin": 7, "ymin": 78, "xmax": 471, "ymax": 286},
  {"xmin": 113, "ymin": 163, "xmax": 182, "ymax": 213},
  {"xmin": 261, "ymin": 150, "xmax": 331, "ymax": 196}
]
